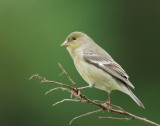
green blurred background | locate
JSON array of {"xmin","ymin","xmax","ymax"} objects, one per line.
[{"xmin": 0, "ymin": 0, "xmax": 160, "ymax": 126}]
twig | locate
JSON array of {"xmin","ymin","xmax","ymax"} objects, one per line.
[
  {"xmin": 30, "ymin": 74, "xmax": 76, "ymax": 92},
  {"xmin": 58, "ymin": 63, "xmax": 77, "ymax": 89},
  {"xmin": 92, "ymin": 100, "xmax": 105, "ymax": 103},
  {"xmin": 69, "ymin": 109, "xmax": 102, "ymax": 125},
  {"xmin": 53, "ymin": 99, "xmax": 80, "ymax": 107},
  {"xmin": 30, "ymin": 63, "xmax": 160, "ymax": 126},
  {"xmin": 99, "ymin": 116, "xmax": 132, "ymax": 120},
  {"xmin": 45, "ymin": 87, "xmax": 71, "ymax": 95},
  {"xmin": 109, "ymin": 103, "xmax": 124, "ymax": 111}
]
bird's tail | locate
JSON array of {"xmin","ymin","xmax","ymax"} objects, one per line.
[
  {"xmin": 120, "ymin": 85, "xmax": 145, "ymax": 108},
  {"xmin": 127, "ymin": 89, "xmax": 145, "ymax": 108}
]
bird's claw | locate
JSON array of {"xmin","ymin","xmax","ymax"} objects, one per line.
[
  {"xmin": 71, "ymin": 88, "xmax": 82, "ymax": 98},
  {"xmin": 101, "ymin": 102, "xmax": 110, "ymax": 112}
]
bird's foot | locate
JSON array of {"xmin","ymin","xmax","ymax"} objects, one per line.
[
  {"xmin": 101, "ymin": 102, "xmax": 110, "ymax": 112},
  {"xmin": 106, "ymin": 93, "xmax": 110, "ymax": 112},
  {"xmin": 71, "ymin": 88, "xmax": 82, "ymax": 98},
  {"xmin": 106, "ymin": 101, "xmax": 110, "ymax": 112},
  {"xmin": 71, "ymin": 86, "xmax": 92, "ymax": 98}
]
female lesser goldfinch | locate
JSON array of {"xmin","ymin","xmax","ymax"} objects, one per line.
[{"xmin": 60, "ymin": 32, "xmax": 144, "ymax": 108}]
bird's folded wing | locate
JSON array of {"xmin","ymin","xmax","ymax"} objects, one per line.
[{"xmin": 83, "ymin": 51, "xmax": 134, "ymax": 89}]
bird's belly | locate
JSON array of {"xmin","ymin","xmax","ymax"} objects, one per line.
[{"xmin": 74, "ymin": 59, "xmax": 120, "ymax": 92}]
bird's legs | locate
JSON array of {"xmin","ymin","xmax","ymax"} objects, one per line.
[
  {"xmin": 71, "ymin": 85, "xmax": 92, "ymax": 98},
  {"xmin": 106, "ymin": 92, "xmax": 110, "ymax": 111}
]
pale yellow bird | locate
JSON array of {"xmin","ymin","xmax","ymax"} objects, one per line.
[{"xmin": 60, "ymin": 32, "xmax": 144, "ymax": 108}]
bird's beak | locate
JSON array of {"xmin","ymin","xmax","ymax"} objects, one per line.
[{"xmin": 60, "ymin": 40, "xmax": 70, "ymax": 47}]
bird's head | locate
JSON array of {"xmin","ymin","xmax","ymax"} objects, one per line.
[{"xmin": 60, "ymin": 32, "xmax": 92, "ymax": 52}]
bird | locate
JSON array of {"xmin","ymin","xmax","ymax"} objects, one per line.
[{"xmin": 60, "ymin": 31, "xmax": 144, "ymax": 109}]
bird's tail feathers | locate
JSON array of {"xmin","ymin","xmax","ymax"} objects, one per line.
[
  {"xmin": 120, "ymin": 85, "xmax": 145, "ymax": 108},
  {"xmin": 127, "ymin": 89, "xmax": 145, "ymax": 108}
]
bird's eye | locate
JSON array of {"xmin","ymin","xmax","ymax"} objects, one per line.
[{"xmin": 72, "ymin": 37, "xmax": 76, "ymax": 40}]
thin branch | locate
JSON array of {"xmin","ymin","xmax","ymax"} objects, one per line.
[
  {"xmin": 53, "ymin": 99, "xmax": 80, "ymax": 107},
  {"xmin": 92, "ymin": 100, "xmax": 105, "ymax": 103},
  {"xmin": 109, "ymin": 103, "xmax": 124, "ymax": 111},
  {"xmin": 45, "ymin": 87, "xmax": 71, "ymax": 95},
  {"xmin": 69, "ymin": 109, "xmax": 102, "ymax": 125},
  {"xmin": 30, "ymin": 63, "xmax": 160, "ymax": 126},
  {"xmin": 99, "ymin": 116, "xmax": 132, "ymax": 121},
  {"xmin": 58, "ymin": 63, "xmax": 77, "ymax": 89},
  {"xmin": 30, "ymin": 74, "xmax": 76, "ymax": 92}
]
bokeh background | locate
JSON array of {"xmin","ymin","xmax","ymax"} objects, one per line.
[{"xmin": 1, "ymin": 0, "xmax": 160, "ymax": 126}]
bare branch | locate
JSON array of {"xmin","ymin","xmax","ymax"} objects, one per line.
[
  {"xmin": 69, "ymin": 109, "xmax": 102, "ymax": 125},
  {"xmin": 99, "ymin": 116, "xmax": 133, "ymax": 120},
  {"xmin": 58, "ymin": 63, "xmax": 77, "ymax": 89},
  {"xmin": 30, "ymin": 63, "xmax": 160, "ymax": 126},
  {"xmin": 53, "ymin": 99, "xmax": 80, "ymax": 107},
  {"xmin": 109, "ymin": 103, "xmax": 124, "ymax": 111},
  {"xmin": 45, "ymin": 87, "xmax": 72, "ymax": 95},
  {"xmin": 30, "ymin": 74, "xmax": 76, "ymax": 91},
  {"xmin": 92, "ymin": 100, "xmax": 105, "ymax": 103}
]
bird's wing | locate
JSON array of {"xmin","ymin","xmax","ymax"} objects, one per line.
[{"xmin": 83, "ymin": 50, "xmax": 134, "ymax": 89}]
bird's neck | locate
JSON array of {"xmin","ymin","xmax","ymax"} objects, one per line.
[{"xmin": 67, "ymin": 47, "xmax": 83, "ymax": 60}]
